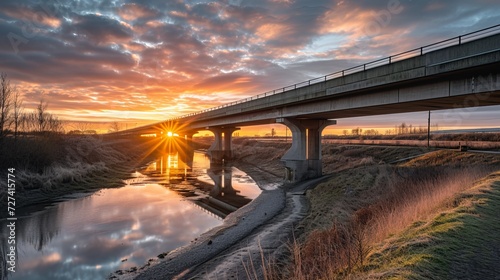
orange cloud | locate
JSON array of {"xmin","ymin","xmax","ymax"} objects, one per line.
[
  {"xmin": 117, "ymin": 3, "xmax": 159, "ymax": 21},
  {"xmin": 1, "ymin": 0, "xmax": 498, "ymax": 128},
  {"xmin": 3, "ymin": 7, "xmax": 62, "ymax": 28}
]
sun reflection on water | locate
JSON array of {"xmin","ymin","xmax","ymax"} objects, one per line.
[
  {"xmin": 0, "ymin": 151, "xmax": 260, "ymax": 280},
  {"xmin": 1, "ymin": 175, "xmax": 221, "ymax": 279}
]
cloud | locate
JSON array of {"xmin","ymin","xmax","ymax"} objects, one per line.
[
  {"xmin": 0, "ymin": 0, "xmax": 499, "ymax": 126},
  {"xmin": 117, "ymin": 3, "xmax": 159, "ymax": 21},
  {"xmin": 68, "ymin": 13, "xmax": 134, "ymax": 44},
  {"xmin": 1, "ymin": 3, "xmax": 62, "ymax": 28}
]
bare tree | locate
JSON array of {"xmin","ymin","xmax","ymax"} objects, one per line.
[
  {"xmin": 351, "ymin": 127, "xmax": 362, "ymax": 136},
  {"xmin": 11, "ymin": 87, "xmax": 23, "ymax": 139},
  {"xmin": 27, "ymin": 98, "xmax": 63, "ymax": 134},
  {"xmin": 20, "ymin": 112, "xmax": 36, "ymax": 133},
  {"xmin": 47, "ymin": 114, "xmax": 63, "ymax": 133},
  {"xmin": 108, "ymin": 121, "xmax": 121, "ymax": 133},
  {"xmin": 0, "ymin": 73, "xmax": 13, "ymax": 137},
  {"xmin": 69, "ymin": 121, "xmax": 95, "ymax": 134},
  {"xmin": 36, "ymin": 98, "xmax": 49, "ymax": 133}
]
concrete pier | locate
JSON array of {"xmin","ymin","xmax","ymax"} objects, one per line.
[
  {"xmin": 110, "ymin": 29, "xmax": 500, "ymax": 182},
  {"xmin": 277, "ymin": 118, "xmax": 336, "ymax": 181},
  {"xmin": 207, "ymin": 127, "xmax": 240, "ymax": 163}
]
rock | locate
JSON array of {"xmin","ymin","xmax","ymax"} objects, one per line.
[{"xmin": 157, "ymin": 252, "xmax": 168, "ymax": 259}]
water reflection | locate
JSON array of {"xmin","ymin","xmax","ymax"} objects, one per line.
[
  {"xmin": 0, "ymin": 151, "xmax": 260, "ymax": 280},
  {"xmin": 143, "ymin": 152, "xmax": 261, "ymax": 218}
]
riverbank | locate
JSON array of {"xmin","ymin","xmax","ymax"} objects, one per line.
[
  {"xmin": 18, "ymin": 137, "xmax": 494, "ymax": 280},
  {"xmin": 348, "ymin": 171, "xmax": 500, "ymax": 279},
  {"xmin": 0, "ymin": 136, "xmax": 163, "ymax": 216},
  {"xmin": 109, "ymin": 144, "xmax": 290, "ymax": 279},
  {"xmin": 10, "ymin": 136, "xmax": 498, "ymax": 279},
  {"xmin": 283, "ymin": 146, "xmax": 500, "ymax": 279}
]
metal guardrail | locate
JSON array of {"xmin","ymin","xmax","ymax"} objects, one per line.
[{"xmin": 167, "ymin": 24, "xmax": 500, "ymax": 121}]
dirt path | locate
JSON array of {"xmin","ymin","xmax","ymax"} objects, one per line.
[
  {"xmin": 109, "ymin": 159, "xmax": 328, "ymax": 280},
  {"xmin": 182, "ymin": 175, "xmax": 331, "ymax": 280}
]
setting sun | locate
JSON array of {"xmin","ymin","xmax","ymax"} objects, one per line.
[
  {"xmin": 1, "ymin": 0, "xmax": 499, "ymax": 133},
  {"xmin": 1, "ymin": 2, "xmax": 500, "ymax": 280}
]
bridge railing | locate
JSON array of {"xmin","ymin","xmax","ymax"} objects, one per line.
[{"xmin": 168, "ymin": 24, "xmax": 500, "ymax": 121}]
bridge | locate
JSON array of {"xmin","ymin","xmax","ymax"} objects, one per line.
[{"xmin": 110, "ymin": 25, "xmax": 500, "ymax": 182}]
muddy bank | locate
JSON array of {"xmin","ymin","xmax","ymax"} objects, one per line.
[
  {"xmin": 107, "ymin": 141, "xmax": 363, "ymax": 279},
  {"xmin": 110, "ymin": 163, "xmax": 286, "ymax": 280},
  {"xmin": 182, "ymin": 175, "xmax": 332, "ymax": 280},
  {"xmin": 109, "ymin": 149, "xmax": 331, "ymax": 280}
]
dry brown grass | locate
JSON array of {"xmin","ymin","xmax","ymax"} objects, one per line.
[
  {"xmin": 273, "ymin": 148, "xmax": 500, "ymax": 280},
  {"xmin": 325, "ymin": 139, "xmax": 500, "ymax": 149},
  {"xmin": 232, "ymin": 139, "xmax": 291, "ymax": 178},
  {"xmin": 282, "ymin": 166, "xmax": 492, "ymax": 280},
  {"xmin": 360, "ymin": 167, "xmax": 489, "ymax": 244}
]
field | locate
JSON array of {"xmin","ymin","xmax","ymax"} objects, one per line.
[
  {"xmin": 3, "ymin": 135, "xmax": 500, "ymax": 279},
  {"xmin": 232, "ymin": 140, "xmax": 500, "ymax": 279}
]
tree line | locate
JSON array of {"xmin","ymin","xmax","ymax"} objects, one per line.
[
  {"xmin": 342, "ymin": 122, "xmax": 439, "ymax": 136},
  {"xmin": 0, "ymin": 73, "xmax": 62, "ymax": 139}
]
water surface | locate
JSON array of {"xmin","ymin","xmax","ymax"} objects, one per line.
[{"xmin": 0, "ymin": 151, "xmax": 260, "ymax": 280}]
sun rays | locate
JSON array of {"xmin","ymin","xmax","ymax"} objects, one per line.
[{"xmin": 132, "ymin": 120, "xmax": 199, "ymax": 166}]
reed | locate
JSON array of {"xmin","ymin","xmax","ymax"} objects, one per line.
[{"xmin": 280, "ymin": 166, "xmax": 491, "ymax": 279}]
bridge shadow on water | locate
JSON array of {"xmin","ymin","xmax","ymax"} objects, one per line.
[
  {"xmin": 0, "ymin": 143, "xmax": 260, "ymax": 280},
  {"xmin": 140, "ymin": 148, "xmax": 258, "ymax": 219}
]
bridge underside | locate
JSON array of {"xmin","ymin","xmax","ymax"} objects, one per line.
[
  {"xmin": 128, "ymin": 90, "xmax": 500, "ymax": 135},
  {"xmin": 118, "ymin": 77, "xmax": 500, "ymax": 182},
  {"xmin": 110, "ymin": 33, "xmax": 500, "ymax": 182},
  {"xmin": 188, "ymin": 78, "xmax": 500, "ymax": 181},
  {"xmin": 297, "ymin": 91, "xmax": 500, "ymax": 120}
]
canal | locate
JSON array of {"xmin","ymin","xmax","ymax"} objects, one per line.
[{"xmin": 0, "ymin": 151, "xmax": 260, "ymax": 280}]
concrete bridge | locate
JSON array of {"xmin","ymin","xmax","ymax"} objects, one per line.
[{"xmin": 111, "ymin": 25, "xmax": 500, "ymax": 181}]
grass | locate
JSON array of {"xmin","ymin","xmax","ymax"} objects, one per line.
[
  {"xmin": 232, "ymin": 139, "xmax": 291, "ymax": 178},
  {"xmin": 353, "ymin": 173, "xmax": 500, "ymax": 279},
  {"xmin": 0, "ymin": 135, "xmax": 162, "ymax": 212},
  {"xmin": 269, "ymin": 147, "xmax": 500, "ymax": 280},
  {"xmin": 362, "ymin": 166, "xmax": 489, "ymax": 244},
  {"xmin": 325, "ymin": 138, "xmax": 500, "ymax": 149}
]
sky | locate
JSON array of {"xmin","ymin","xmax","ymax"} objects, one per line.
[{"xmin": 1, "ymin": 0, "xmax": 500, "ymax": 135}]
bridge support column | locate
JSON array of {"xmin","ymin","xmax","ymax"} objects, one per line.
[
  {"xmin": 178, "ymin": 130, "xmax": 198, "ymax": 168},
  {"xmin": 277, "ymin": 118, "xmax": 336, "ymax": 182},
  {"xmin": 207, "ymin": 127, "xmax": 240, "ymax": 164},
  {"xmin": 208, "ymin": 164, "xmax": 236, "ymax": 196}
]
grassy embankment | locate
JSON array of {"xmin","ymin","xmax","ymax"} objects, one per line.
[
  {"xmin": 289, "ymin": 148, "xmax": 500, "ymax": 280},
  {"xmin": 350, "ymin": 171, "xmax": 500, "ymax": 279},
  {"xmin": 230, "ymin": 140, "xmax": 500, "ymax": 279},
  {"xmin": 231, "ymin": 138, "xmax": 291, "ymax": 178},
  {"xmin": 0, "ymin": 135, "xmax": 165, "ymax": 212}
]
